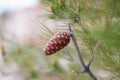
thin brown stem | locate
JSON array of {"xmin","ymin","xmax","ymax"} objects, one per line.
[
  {"xmin": 64, "ymin": 48, "xmax": 83, "ymax": 70},
  {"xmin": 87, "ymin": 41, "xmax": 100, "ymax": 67},
  {"xmin": 68, "ymin": 23, "xmax": 97, "ymax": 80},
  {"xmin": 68, "ymin": 23, "xmax": 86, "ymax": 68}
]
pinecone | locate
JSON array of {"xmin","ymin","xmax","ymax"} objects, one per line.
[{"xmin": 43, "ymin": 31, "xmax": 70, "ymax": 55}]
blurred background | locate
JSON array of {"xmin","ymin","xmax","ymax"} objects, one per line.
[
  {"xmin": 0, "ymin": 0, "xmax": 56, "ymax": 80},
  {"xmin": 0, "ymin": 0, "xmax": 52, "ymax": 45},
  {"xmin": 0, "ymin": 0, "xmax": 120, "ymax": 80}
]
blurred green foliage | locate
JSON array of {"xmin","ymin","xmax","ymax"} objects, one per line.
[
  {"xmin": 7, "ymin": 44, "xmax": 89, "ymax": 80},
  {"xmin": 42, "ymin": 0, "xmax": 120, "ymax": 79},
  {"xmin": 2, "ymin": 0, "xmax": 119, "ymax": 80}
]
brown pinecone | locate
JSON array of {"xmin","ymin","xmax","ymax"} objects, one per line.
[{"xmin": 43, "ymin": 31, "xmax": 70, "ymax": 55}]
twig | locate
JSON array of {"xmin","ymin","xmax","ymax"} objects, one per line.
[
  {"xmin": 87, "ymin": 41, "xmax": 100, "ymax": 67},
  {"xmin": 68, "ymin": 24, "xmax": 86, "ymax": 68},
  {"xmin": 68, "ymin": 23, "xmax": 97, "ymax": 80},
  {"xmin": 64, "ymin": 48, "xmax": 83, "ymax": 70}
]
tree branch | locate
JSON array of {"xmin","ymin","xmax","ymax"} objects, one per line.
[
  {"xmin": 64, "ymin": 48, "xmax": 83, "ymax": 70},
  {"xmin": 87, "ymin": 41, "xmax": 100, "ymax": 67},
  {"xmin": 68, "ymin": 23, "xmax": 97, "ymax": 80},
  {"xmin": 68, "ymin": 23, "xmax": 86, "ymax": 69}
]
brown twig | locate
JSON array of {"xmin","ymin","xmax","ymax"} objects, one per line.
[
  {"xmin": 68, "ymin": 23, "xmax": 97, "ymax": 80},
  {"xmin": 68, "ymin": 24, "xmax": 86, "ymax": 68},
  {"xmin": 64, "ymin": 48, "xmax": 83, "ymax": 70},
  {"xmin": 87, "ymin": 41, "xmax": 100, "ymax": 67}
]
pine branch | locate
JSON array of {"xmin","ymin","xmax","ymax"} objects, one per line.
[
  {"xmin": 87, "ymin": 41, "xmax": 100, "ymax": 67},
  {"xmin": 68, "ymin": 23, "xmax": 97, "ymax": 80},
  {"xmin": 64, "ymin": 48, "xmax": 83, "ymax": 70}
]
